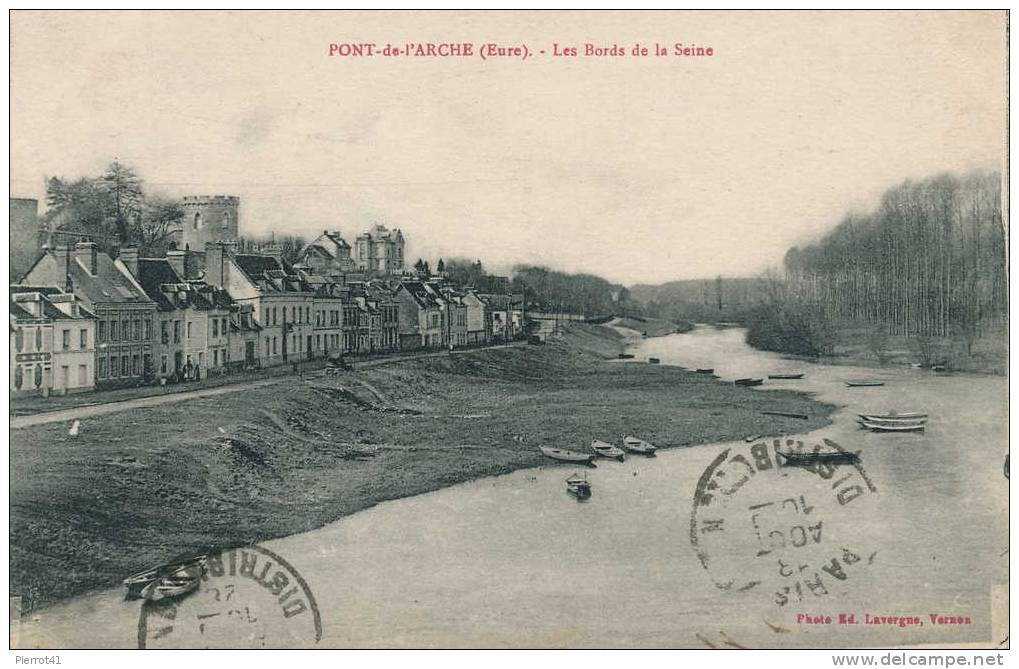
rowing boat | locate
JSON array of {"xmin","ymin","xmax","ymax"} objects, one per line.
[
  {"xmin": 768, "ymin": 373, "xmax": 805, "ymax": 379},
  {"xmin": 859, "ymin": 421, "xmax": 925, "ymax": 433},
  {"xmin": 734, "ymin": 378, "xmax": 763, "ymax": 387},
  {"xmin": 857, "ymin": 415, "xmax": 928, "ymax": 426},
  {"xmin": 695, "ymin": 368, "xmax": 715, "ymax": 374},
  {"xmin": 123, "ymin": 555, "xmax": 207, "ymax": 600},
  {"xmin": 566, "ymin": 473, "xmax": 592, "ymax": 500},
  {"xmin": 539, "ymin": 445, "xmax": 598, "ymax": 467},
  {"xmin": 846, "ymin": 380, "xmax": 885, "ymax": 387},
  {"xmin": 648, "ymin": 357, "xmax": 661, "ymax": 364},
  {"xmin": 858, "ymin": 412, "xmax": 927, "ymax": 421},
  {"xmin": 622, "ymin": 436, "xmax": 657, "ymax": 456},
  {"xmin": 591, "ymin": 440, "xmax": 626, "ymax": 462},
  {"xmin": 778, "ymin": 450, "xmax": 861, "ymax": 466}
]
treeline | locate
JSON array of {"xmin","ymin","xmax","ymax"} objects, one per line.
[
  {"xmin": 783, "ymin": 170, "xmax": 1006, "ymax": 340},
  {"xmin": 510, "ymin": 265, "xmax": 645, "ymax": 317},
  {"xmin": 630, "ymin": 277, "xmax": 760, "ymax": 323},
  {"xmin": 45, "ymin": 161, "xmax": 183, "ymax": 257}
]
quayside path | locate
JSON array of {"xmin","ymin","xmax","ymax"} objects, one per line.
[{"xmin": 9, "ymin": 342, "xmax": 524, "ymax": 430}]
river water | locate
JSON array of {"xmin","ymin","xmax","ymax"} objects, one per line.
[{"xmin": 16, "ymin": 326, "xmax": 1008, "ymax": 649}]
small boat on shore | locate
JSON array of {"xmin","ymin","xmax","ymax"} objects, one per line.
[
  {"xmin": 858, "ymin": 412, "xmax": 927, "ymax": 421},
  {"xmin": 648, "ymin": 357, "xmax": 661, "ymax": 364},
  {"xmin": 124, "ymin": 555, "xmax": 207, "ymax": 601},
  {"xmin": 591, "ymin": 440, "xmax": 626, "ymax": 462},
  {"xmin": 931, "ymin": 365, "xmax": 948, "ymax": 372},
  {"xmin": 744, "ymin": 434, "xmax": 761, "ymax": 443},
  {"xmin": 779, "ymin": 450, "xmax": 860, "ymax": 466},
  {"xmin": 695, "ymin": 368, "xmax": 715, "ymax": 374},
  {"xmin": 846, "ymin": 380, "xmax": 885, "ymax": 387},
  {"xmin": 859, "ymin": 421, "xmax": 925, "ymax": 433},
  {"xmin": 539, "ymin": 445, "xmax": 598, "ymax": 467},
  {"xmin": 858, "ymin": 415, "xmax": 928, "ymax": 426},
  {"xmin": 768, "ymin": 373, "xmax": 805, "ymax": 380},
  {"xmin": 565, "ymin": 472, "xmax": 592, "ymax": 500},
  {"xmin": 761, "ymin": 410, "xmax": 809, "ymax": 420},
  {"xmin": 617, "ymin": 353, "xmax": 635, "ymax": 359},
  {"xmin": 622, "ymin": 436, "xmax": 657, "ymax": 456},
  {"xmin": 734, "ymin": 378, "xmax": 763, "ymax": 387}
]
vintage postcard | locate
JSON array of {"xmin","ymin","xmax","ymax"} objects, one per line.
[{"xmin": 8, "ymin": 10, "xmax": 1009, "ymax": 653}]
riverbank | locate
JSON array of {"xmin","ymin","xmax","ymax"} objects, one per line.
[
  {"xmin": 765, "ymin": 325, "xmax": 1008, "ymax": 376},
  {"xmin": 11, "ymin": 323, "xmax": 835, "ymax": 613}
]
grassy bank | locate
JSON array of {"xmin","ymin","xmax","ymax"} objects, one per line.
[{"xmin": 11, "ymin": 323, "xmax": 834, "ymax": 612}]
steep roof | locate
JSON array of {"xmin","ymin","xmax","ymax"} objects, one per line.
[
  {"xmin": 68, "ymin": 253, "xmax": 152, "ymax": 307},
  {"xmin": 136, "ymin": 258, "xmax": 182, "ymax": 312}
]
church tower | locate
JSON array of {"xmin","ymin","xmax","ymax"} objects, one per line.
[{"xmin": 174, "ymin": 195, "xmax": 240, "ymax": 251}]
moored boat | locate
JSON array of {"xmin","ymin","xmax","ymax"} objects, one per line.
[
  {"xmin": 695, "ymin": 368, "xmax": 714, "ymax": 374},
  {"xmin": 123, "ymin": 555, "xmax": 207, "ymax": 600},
  {"xmin": 846, "ymin": 380, "xmax": 885, "ymax": 387},
  {"xmin": 539, "ymin": 445, "xmax": 598, "ymax": 467},
  {"xmin": 565, "ymin": 472, "xmax": 592, "ymax": 500},
  {"xmin": 734, "ymin": 378, "xmax": 763, "ymax": 387},
  {"xmin": 778, "ymin": 450, "xmax": 861, "ymax": 466},
  {"xmin": 857, "ymin": 415, "xmax": 928, "ymax": 426},
  {"xmin": 622, "ymin": 436, "xmax": 657, "ymax": 456},
  {"xmin": 858, "ymin": 411, "xmax": 927, "ymax": 421},
  {"xmin": 768, "ymin": 373, "xmax": 805, "ymax": 380},
  {"xmin": 140, "ymin": 570, "xmax": 202, "ymax": 602},
  {"xmin": 591, "ymin": 440, "xmax": 626, "ymax": 462},
  {"xmin": 648, "ymin": 357, "xmax": 661, "ymax": 364},
  {"xmin": 859, "ymin": 421, "xmax": 925, "ymax": 433}
]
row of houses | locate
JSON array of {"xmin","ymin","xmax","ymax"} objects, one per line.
[{"xmin": 11, "ymin": 240, "xmax": 524, "ymax": 397}]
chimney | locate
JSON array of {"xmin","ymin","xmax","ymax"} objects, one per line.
[
  {"xmin": 167, "ymin": 249, "xmax": 186, "ymax": 279},
  {"xmin": 119, "ymin": 246, "xmax": 139, "ymax": 278},
  {"xmin": 51, "ymin": 245, "xmax": 71, "ymax": 288},
  {"xmin": 73, "ymin": 241, "xmax": 98, "ymax": 275},
  {"xmin": 203, "ymin": 242, "xmax": 230, "ymax": 288}
]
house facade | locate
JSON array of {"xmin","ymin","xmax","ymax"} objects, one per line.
[
  {"xmin": 9, "ymin": 287, "xmax": 96, "ymax": 396},
  {"xmin": 21, "ymin": 242, "xmax": 156, "ymax": 387}
]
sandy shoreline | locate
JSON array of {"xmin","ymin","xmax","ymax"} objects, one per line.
[{"xmin": 10, "ymin": 323, "xmax": 835, "ymax": 613}]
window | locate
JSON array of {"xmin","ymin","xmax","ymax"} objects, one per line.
[
  {"xmin": 131, "ymin": 355, "xmax": 139, "ymax": 375},
  {"xmin": 161, "ymin": 355, "xmax": 168, "ymax": 374},
  {"xmin": 14, "ymin": 328, "xmax": 23, "ymax": 352},
  {"xmin": 144, "ymin": 319, "xmax": 152, "ymax": 340},
  {"xmin": 110, "ymin": 356, "xmax": 118, "ymax": 376},
  {"xmin": 173, "ymin": 321, "xmax": 180, "ymax": 343},
  {"xmin": 265, "ymin": 337, "xmax": 270, "ymax": 356},
  {"xmin": 98, "ymin": 358, "xmax": 107, "ymax": 379},
  {"xmin": 123, "ymin": 320, "xmax": 130, "ymax": 340},
  {"xmin": 14, "ymin": 365, "xmax": 23, "ymax": 389},
  {"xmin": 80, "ymin": 329, "xmax": 88, "ymax": 349},
  {"xmin": 193, "ymin": 212, "xmax": 201, "ymax": 230},
  {"xmin": 212, "ymin": 319, "xmax": 219, "ymax": 337},
  {"xmin": 263, "ymin": 307, "xmax": 268, "ymax": 324},
  {"xmin": 213, "ymin": 350, "xmax": 219, "ymax": 366},
  {"xmin": 34, "ymin": 327, "xmax": 42, "ymax": 350},
  {"xmin": 121, "ymin": 356, "xmax": 129, "ymax": 376},
  {"xmin": 222, "ymin": 318, "xmax": 228, "ymax": 335},
  {"xmin": 187, "ymin": 322, "xmax": 193, "ymax": 339},
  {"xmin": 111, "ymin": 320, "xmax": 119, "ymax": 341},
  {"xmin": 272, "ymin": 307, "xmax": 277, "ymax": 325},
  {"xmin": 161, "ymin": 321, "xmax": 169, "ymax": 345},
  {"xmin": 133, "ymin": 319, "xmax": 140, "ymax": 340},
  {"xmin": 98, "ymin": 321, "xmax": 106, "ymax": 342},
  {"xmin": 272, "ymin": 337, "xmax": 277, "ymax": 354}
]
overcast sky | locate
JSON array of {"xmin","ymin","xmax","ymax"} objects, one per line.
[{"xmin": 10, "ymin": 11, "xmax": 1006, "ymax": 285}]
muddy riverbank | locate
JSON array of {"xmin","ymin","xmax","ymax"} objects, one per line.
[{"xmin": 10, "ymin": 323, "xmax": 834, "ymax": 613}]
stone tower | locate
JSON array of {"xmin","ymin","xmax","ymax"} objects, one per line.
[{"xmin": 175, "ymin": 195, "xmax": 240, "ymax": 251}]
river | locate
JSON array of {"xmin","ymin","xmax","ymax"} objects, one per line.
[{"xmin": 15, "ymin": 326, "xmax": 1008, "ymax": 649}]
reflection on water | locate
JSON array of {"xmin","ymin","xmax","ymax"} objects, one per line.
[{"xmin": 19, "ymin": 327, "xmax": 1008, "ymax": 649}]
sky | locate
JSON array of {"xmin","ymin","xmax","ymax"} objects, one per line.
[{"xmin": 10, "ymin": 11, "xmax": 1007, "ymax": 285}]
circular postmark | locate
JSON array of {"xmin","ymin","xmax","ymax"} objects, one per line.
[
  {"xmin": 690, "ymin": 437, "xmax": 879, "ymax": 609},
  {"xmin": 138, "ymin": 544, "xmax": 322, "ymax": 649}
]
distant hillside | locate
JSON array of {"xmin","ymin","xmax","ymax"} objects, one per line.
[{"xmin": 628, "ymin": 277, "xmax": 761, "ymax": 323}]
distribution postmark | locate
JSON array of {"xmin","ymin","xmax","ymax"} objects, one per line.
[
  {"xmin": 690, "ymin": 437, "xmax": 879, "ymax": 608},
  {"xmin": 138, "ymin": 544, "xmax": 322, "ymax": 649}
]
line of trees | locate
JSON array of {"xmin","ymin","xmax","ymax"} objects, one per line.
[
  {"xmin": 45, "ymin": 161, "xmax": 184, "ymax": 257},
  {"xmin": 782, "ymin": 170, "xmax": 1006, "ymax": 344},
  {"xmin": 510, "ymin": 265, "xmax": 644, "ymax": 317}
]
